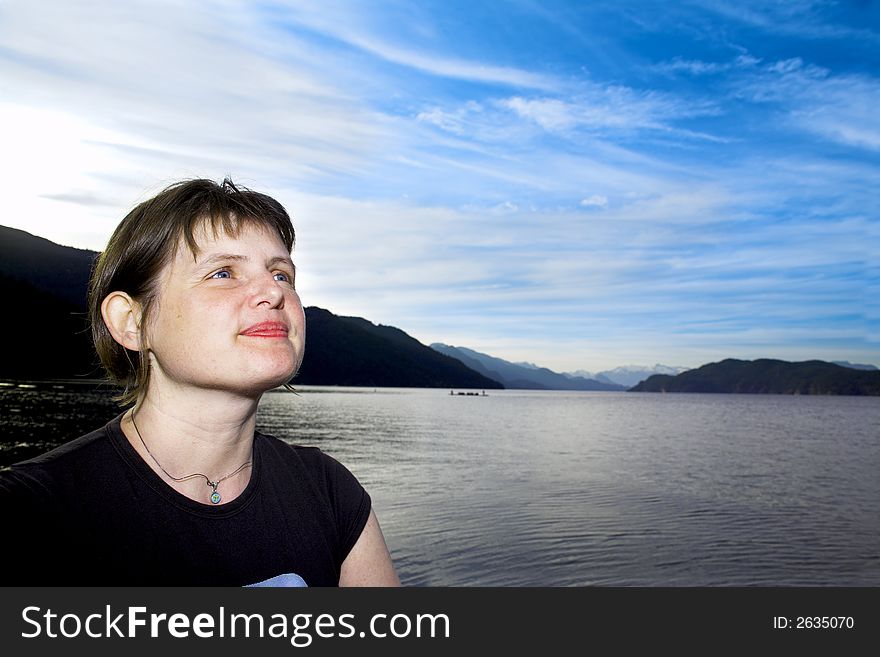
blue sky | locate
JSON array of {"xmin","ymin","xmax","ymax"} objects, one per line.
[{"xmin": 1, "ymin": 0, "xmax": 877, "ymax": 371}]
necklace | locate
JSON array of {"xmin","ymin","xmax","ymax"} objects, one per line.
[{"xmin": 130, "ymin": 412, "xmax": 252, "ymax": 504}]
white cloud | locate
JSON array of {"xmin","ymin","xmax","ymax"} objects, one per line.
[
  {"xmin": 735, "ymin": 54, "xmax": 762, "ymax": 67},
  {"xmin": 768, "ymin": 57, "xmax": 804, "ymax": 74},
  {"xmin": 697, "ymin": 0, "xmax": 880, "ymax": 42},
  {"xmin": 416, "ymin": 102, "xmax": 493, "ymax": 137},
  {"xmin": 653, "ymin": 53, "xmax": 762, "ymax": 76},
  {"xmin": 417, "ymin": 74, "xmax": 723, "ymax": 148},
  {"xmin": 274, "ymin": 0, "xmax": 559, "ymax": 90},
  {"xmin": 655, "ymin": 58, "xmax": 725, "ymax": 76},
  {"xmin": 580, "ymin": 195, "xmax": 608, "ymax": 208},
  {"xmin": 502, "ymin": 97, "xmax": 584, "ymax": 131},
  {"xmin": 737, "ymin": 60, "xmax": 880, "ymax": 152},
  {"xmin": 500, "ymin": 88, "xmax": 719, "ymax": 135},
  {"xmin": 491, "ymin": 201, "xmax": 520, "ymax": 214}
]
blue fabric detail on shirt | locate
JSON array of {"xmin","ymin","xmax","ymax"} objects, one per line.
[{"xmin": 245, "ymin": 573, "xmax": 308, "ymax": 587}]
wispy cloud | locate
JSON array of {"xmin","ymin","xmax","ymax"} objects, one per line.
[
  {"xmin": 695, "ymin": 0, "xmax": 880, "ymax": 42},
  {"xmin": 273, "ymin": 0, "xmax": 559, "ymax": 90},
  {"xmin": 653, "ymin": 54, "xmax": 761, "ymax": 76},
  {"xmin": 734, "ymin": 57, "xmax": 880, "ymax": 151},
  {"xmin": 580, "ymin": 195, "xmax": 608, "ymax": 208},
  {"xmin": 502, "ymin": 87, "xmax": 719, "ymax": 136}
]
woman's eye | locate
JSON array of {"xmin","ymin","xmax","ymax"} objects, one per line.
[
  {"xmin": 210, "ymin": 269, "xmax": 231, "ymax": 279},
  {"xmin": 273, "ymin": 272, "xmax": 291, "ymax": 283}
]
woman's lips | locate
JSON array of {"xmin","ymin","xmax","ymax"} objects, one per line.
[{"xmin": 240, "ymin": 321, "xmax": 289, "ymax": 338}]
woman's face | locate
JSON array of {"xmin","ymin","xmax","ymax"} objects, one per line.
[{"xmin": 144, "ymin": 221, "xmax": 305, "ymax": 397}]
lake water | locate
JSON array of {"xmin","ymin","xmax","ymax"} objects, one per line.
[{"xmin": 2, "ymin": 383, "xmax": 879, "ymax": 586}]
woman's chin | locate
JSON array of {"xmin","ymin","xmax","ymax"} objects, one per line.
[
  {"xmin": 206, "ymin": 351, "xmax": 301, "ymax": 395},
  {"xmin": 254, "ymin": 358, "xmax": 300, "ymax": 391}
]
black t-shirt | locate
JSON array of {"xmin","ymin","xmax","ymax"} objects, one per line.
[{"xmin": 0, "ymin": 414, "xmax": 371, "ymax": 586}]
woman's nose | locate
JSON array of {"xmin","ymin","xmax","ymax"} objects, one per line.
[{"xmin": 251, "ymin": 273, "xmax": 285, "ymax": 308}]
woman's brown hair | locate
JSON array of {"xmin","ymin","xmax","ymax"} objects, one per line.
[{"xmin": 88, "ymin": 178, "xmax": 295, "ymax": 405}]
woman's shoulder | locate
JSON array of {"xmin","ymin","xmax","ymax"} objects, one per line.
[
  {"xmin": 254, "ymin": 431, "xmax": 365, "ymax": 488},
  {"xmin": 1, "ymin": 414, "xmax": 124, "ymax": 491}
]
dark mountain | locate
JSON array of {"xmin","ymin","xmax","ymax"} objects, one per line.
[
  {"xmin": 630, "ymin": 358, "xmax": 880, "ymax": 396},
  {"xmin": 0, "ymin": 226, "xmax": 99, "ymax": 378},
  {"xmin": 430, "ymin": 343, "xmax": 625, "ymax": 391},
  {"xmin": 296, "ymin": 308, "xmax": 502, "ymax": 389},
  {"xmin": 0, "ymin": 225, "xmax": 501, "ymax": 389},
  {"xmin": 0, "ymin": 225, "xmax": 97, "ymax": 308},
  {"xmin": 0, "ymin": 272, "xmax": 98, "ymax": 379}
]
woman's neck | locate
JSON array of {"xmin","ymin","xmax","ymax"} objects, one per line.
[{"xmin": 120, "ymin": 387, "xmax": 261, "ymax": 505}]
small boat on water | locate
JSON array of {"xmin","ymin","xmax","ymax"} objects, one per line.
[{"xmin": 449, "ymin": 390, "xmax": 488, "ymax": 396}]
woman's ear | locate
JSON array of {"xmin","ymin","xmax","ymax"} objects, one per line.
[{"xmin": 101, "ymin": 292, "xmax": 143, "ymax": 351}]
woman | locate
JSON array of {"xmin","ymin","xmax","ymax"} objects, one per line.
[{"xmin": 0, "ymin": 178, "xmax": 399, "ymax": 586}]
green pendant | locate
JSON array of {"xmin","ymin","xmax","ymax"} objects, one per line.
[{"xmin": 211, "ymin": 491, "xmax": 221, "ymax": 504}]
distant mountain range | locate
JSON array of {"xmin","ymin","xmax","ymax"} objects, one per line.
[
  {"xmin": 831, "ymin": 361, "xmax": 878, "ymax": 371},
  {"xmin": 630, "ymin": 359, "xmax": 880, "ymax": 395},
  {"xmin": 1, "ymin": 224, "xmax": 877, "ymax": 394},
  {"xmin": 430, "ymin": 344, "xmax": 626, "ymax": 391},
  {"xmin": 564, "ymin": 364, "xmax": 690, "ymax": 388}
]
